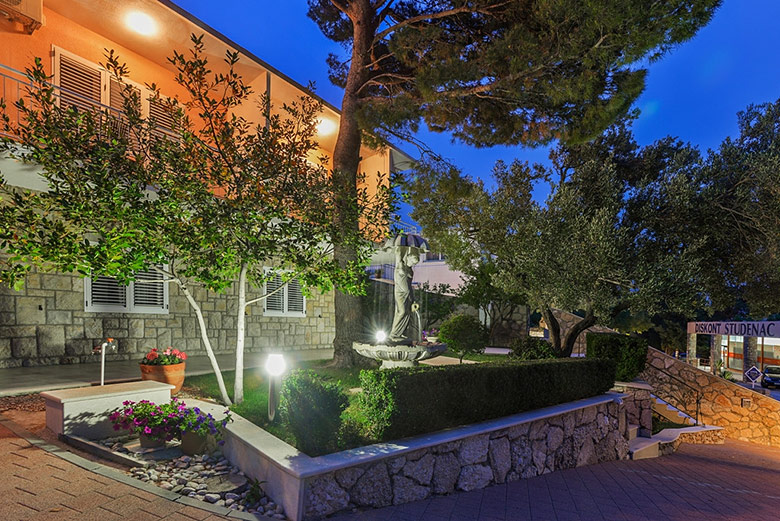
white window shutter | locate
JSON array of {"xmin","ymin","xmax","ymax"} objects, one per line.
[
  {"xmin": 287, "ymin": 278, "xmax": 305, "ymax": 314},
  {"xmin": 86, "ymin": 275, "xmax": 128, "ymax": 312},
  {"xmin": 148, "ymin": 95, "xmax": 177, "ymax": 137},
  {"xmin": 132, "ymin": 266, "xmax": 167, "ymax": 312},
  {"xmin": 57, "ymin": 53, "xmax": 102, "ymax": 112},
  {"xmin": 265, "ymin": 273, "xmax": 284, "ymax": 313}
]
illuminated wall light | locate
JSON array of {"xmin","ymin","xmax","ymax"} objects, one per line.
[
  {"xmin": 316, "ymin": 118, "xmax": 338, "ymax": 136},
  {"xmin": 126, "ymin": 11, "xmax": 157, "ymax": 36}
]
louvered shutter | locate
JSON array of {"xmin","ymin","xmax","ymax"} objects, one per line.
[
  {"xmin": 87, "ymin": 275, "xmax": 128, "ymax": 311},
  {"xmin": 132, "ymin": 266, "xmax": 167, "ymax": 312},
  {"xmin": 58, "ymin": 53, "xmax": 102, "ymax": 112},
  {"xmin": 265, "ymin": 273, "xmax": 284, "ymax": 313},
  {"xmin": 287, "ymin": 278, "xmax": 305, "ymax": 314},
  {"xmin": 108, "ymin": 77, "xmax": 140, "ymax": 140},
  {"xmin": 149, "ymin": 95, "xmax": 177, "ymax": 138}
]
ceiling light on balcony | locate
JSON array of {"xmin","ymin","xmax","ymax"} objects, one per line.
[
  {"xmin": 317, "ymin": 117, "xmax": 338, "ymax": 136},
  {"xmin": 126, "ymin": 11, "xmax": 157, "ymax": 36}
]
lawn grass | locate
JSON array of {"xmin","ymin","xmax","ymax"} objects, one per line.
[{"xmin": 183, "ymin": 360, "xmax": 363, "ymax": 445}]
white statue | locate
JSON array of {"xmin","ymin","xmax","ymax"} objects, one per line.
[{"xmin": 386, "ymin": 234, "xmax": 428, "ymax": 345}]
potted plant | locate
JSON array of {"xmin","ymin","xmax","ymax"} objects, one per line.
[
  {"xmin": 178, "ymin": 406, "xmax": 232, "ymax": 455},
  {"xmin": 140, "ymin": 347, "xmax": 188, "ymax": 393},
  {"xmin": 423, "ymin": 328, "xmax": 440, "ymax": 343},
  {"xmin": 109, "ymin": 398, "xmax": 185, "ymax": 448}
]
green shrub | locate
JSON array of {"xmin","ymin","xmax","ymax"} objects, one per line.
[
  {"xmin": 586, "ymin": 333, "xmax": 648, "ymax": 382},
  {"xmin": 509, "ymin": 336, "xmax": 557, "ymax": 360},
  {"xmin": 279, "ymin": 370, "xmax": 348, "ymax": 456},
  {"xmin": 358, "ymin": 358, "xmax": 616, "ymax": 441},
  {"xmin": 439, "ymin": 313, "xmax": 488, "ymax": 362}
]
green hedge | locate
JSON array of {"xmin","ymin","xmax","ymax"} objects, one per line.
[
  {"xmin": 279, "ymin": 370, "xmax": 348, "ymax": 456},
  {"xmin": 586, "ymin": 333, "xmax": 648, "ymax": 382},
  {"xmin": 358, "ymin": 358, "xmax": 616, "ymax": 441}
]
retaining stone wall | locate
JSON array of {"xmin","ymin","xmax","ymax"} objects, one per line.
[
  {"xmin": 612, "ymin": 382, "xmax": 653, "ymax": 437},
  {"xmin": 641, "ymin": 348, "xmax": 780, "ymax": 447},
  {"xmin": 303, "ymin": 400, "xmax": 628, "ymax": 519},
  {"xmin": 658, "ymin": 428, "xmax": 725, "ymax": 456},
  {"xmin": 0, "ymin": 268, "xmax": 335, "ymax": 368}
]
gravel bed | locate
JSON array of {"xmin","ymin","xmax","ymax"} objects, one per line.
[
  {"xmin": 0, "ymin": 393, "xmax": 46, "ymax": 412},
  {"xmin": 98, "ymin": 438, "xmax": 287, "ymax": 519}
]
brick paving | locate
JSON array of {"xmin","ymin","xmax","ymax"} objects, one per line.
[
  {"xmin": 0, "ymin": 421, "xmax": 234, "ymax": 521},
  {"xmin": 331, "ymin": 440, "xmax": 780, "ymax": 521}
]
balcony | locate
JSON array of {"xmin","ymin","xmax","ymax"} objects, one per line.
[{"xmin": 0, "ymin": 63, "xmax": 176, "ymax": 143}]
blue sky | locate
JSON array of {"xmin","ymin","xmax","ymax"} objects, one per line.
[{"xmin": 176, "ymin": 0, "xmax": 780, "ymax": 201}]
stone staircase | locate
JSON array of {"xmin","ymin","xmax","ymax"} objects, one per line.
[
  {"xmin": 650, "ymin": 394, "xmax": 696, "ymax": 426},
  {"xmin": 627, "ymin": 422, "xmax": 724, "ymax": 460}
]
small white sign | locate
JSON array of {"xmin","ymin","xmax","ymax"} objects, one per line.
[{"xmin": 744, "ymin": 365, "xmax": 762, "ymax": 388}]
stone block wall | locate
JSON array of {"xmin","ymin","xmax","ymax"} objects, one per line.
[
  {"xmin": 612, "ymin": 381, "xmax": 653, "ymax": 437},
  {"xmin": 0, "ymin": 268, "xmax": 335, "ymax": 368},
  {"xmin": 641, "ymin": 347, "xmax": 780, "ymax": 447},
  {"xmin": 303, "ymin": 399, "xmax": 628, "ymax": 519}
]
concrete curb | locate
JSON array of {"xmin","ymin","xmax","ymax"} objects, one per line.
[{"xmin": 0, "ymin": 413, "xmax": 260, "ymax": 520}]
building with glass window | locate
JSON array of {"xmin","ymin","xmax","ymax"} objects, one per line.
[{"xmin": 687, "ymin": 321, "xmax": 780, "ymax": 378}]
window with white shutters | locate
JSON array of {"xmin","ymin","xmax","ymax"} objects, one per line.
[
  {"xmin": 85, "ymin": 266, "xmax": 169, "ymax": 314},
  {"xmin": 263, "ymin": 269, "xmax": 306, "ymax": 317},
  {"xmin": 57, "ymin": 53, "xmax": 103, "ymax": 111},
  {"xmin": 54, "ymin": 47, "xmax": 175, "ymax": 138}
]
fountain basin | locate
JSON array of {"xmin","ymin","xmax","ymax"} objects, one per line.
[{"xmin": 352, "ymin": 342, "xmax": 447, "ymax": 369}]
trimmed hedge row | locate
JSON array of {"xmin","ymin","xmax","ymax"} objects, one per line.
[
  {"xmin": 358, "ymin": 358, "xmax": 616, "ymax": 441},
  {"xmin": 586, "ymin": 333, "xmax": 648, "ymax": 382}
]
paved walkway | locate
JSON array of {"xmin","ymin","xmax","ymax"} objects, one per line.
[
  {"xmin": 3, "ymin": 404, "xmax": 780, "ymax": 521},
  {"xmin": 0, "ymin": 419, "xmax": 236, "ymax": 521},
  {"xmin": 330, "ymin": 441, "xmax": 780, "ymax": 521},
  {"xmin": 0, "ymin": 349, "xmax": 331, "ymax": 397}
]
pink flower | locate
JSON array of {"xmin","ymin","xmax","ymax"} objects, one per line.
[{"xmin": 144, "ymin": 426, "xmax": 152, "ymax": 434}]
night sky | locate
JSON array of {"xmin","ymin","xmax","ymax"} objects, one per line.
[{"xmin": 175, "ymin": 0, "xmax": 780, "ymax": 207}]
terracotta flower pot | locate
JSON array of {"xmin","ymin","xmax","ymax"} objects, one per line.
[
  {"xmin": 139, "ymin": 432, "xmax": 165, "ymax": 448},
  {"xmin": 180, "ymin": 430, "xmax": 208, "ymax": 456},
  {"xmin": 140, "ymin": 362, "xmax": 186, "ymax": 393}
]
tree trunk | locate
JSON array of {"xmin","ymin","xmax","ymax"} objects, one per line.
[
  {"xmin": 561, "ymin": 309, "xmax": 596, "ymax": 358},
  {"xmin": 542, "ymin": 307, "xmax": 562, "ymax": 356},
  {"xmin": 178, "ymin": 280, "xmax": 232, "ymax": 405},
  {"xmin": 330, "ymin": 1, "xmax": 379, "ymax": 368},
  {"xmin": 234, "ymin": 263, "xmax": 248, "ymax": 404}
]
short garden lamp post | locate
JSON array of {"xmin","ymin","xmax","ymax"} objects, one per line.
[{"xmin": 265, "ymin": 354, "xmax": 286, "ymax": 421}]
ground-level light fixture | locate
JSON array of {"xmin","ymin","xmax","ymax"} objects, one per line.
[
  {"xmin": 375, "ymin": 330, "xmax": 387, "ymax": 344},
  {"xmin": 265, "ymin": 353, "xmax": 286, "ymax": 421},
  {"xmin": 126, "ymin": 11, "xmax": 157, "ymax": 36}
]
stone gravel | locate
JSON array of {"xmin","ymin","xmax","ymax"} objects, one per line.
[{"xmin": 99, "ymin": 437, "xmax": 288, "ymax": 519}]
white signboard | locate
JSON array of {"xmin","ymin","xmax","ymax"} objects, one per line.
[{"xmin": 687, "ymin": 321, "xmax": 780, "ymax": 338}]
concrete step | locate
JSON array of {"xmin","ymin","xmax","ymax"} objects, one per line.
[
  {"xmin": 651, "ymin": 394, "xmax": 696, "ymax": 425},
  {"xmin": 627, "ymin": 423, "xmax": 639, "ymax": 441},
  {"xmin": 629, "ymin": 425, "xmax": 724, "ymax": 461},
  {"xmin": 629, "ymin": 436, "xmax": 660, "ymax": 460}
]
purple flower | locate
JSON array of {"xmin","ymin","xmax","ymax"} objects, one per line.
[{"xmin": 144, "ymin": 426, "xmax": 152, "ymax": 434}]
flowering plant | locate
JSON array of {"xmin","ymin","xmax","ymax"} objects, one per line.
[
  {"xmin": 423, "ymin": 328, "xmax": 440, "ymax": 339},
  {"xmin": 180, "ymin": 406, "xmax": 232, "ymax": 444},
  {"xmin": 140, "ymin": 346, "xmax": 187, "ymax": 365},
  {"xmin": 109, "ymin": 398, "xmax": 187, "ymax": 441}
]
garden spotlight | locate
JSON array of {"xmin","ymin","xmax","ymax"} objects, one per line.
[
  {"xmin": 375, "ymin": 330, "xmax": 387, "ymax": 344},
  {"xmin": 265, "ymin": 354, "xmax": 286, "ymax": 421}
]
